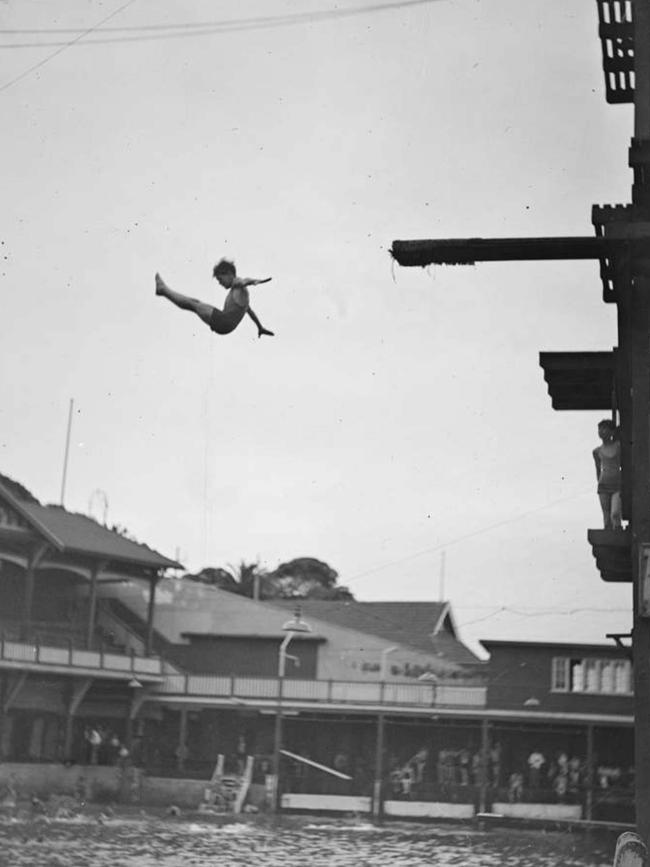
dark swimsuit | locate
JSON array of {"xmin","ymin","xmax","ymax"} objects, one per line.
[{"xmin": 209, "ymin": 307, "xmax": 244, "ymax": 334}]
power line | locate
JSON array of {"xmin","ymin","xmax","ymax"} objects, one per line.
[
  {"xmin": 453, "ymin": 604, "xmax": 631, "ymax": 612},
  {"xmin": 345, "ymin": 488, "xmax": 593, "ymax": 586},
  {"xmin": 457, "ymin": 605, "xmax": 631, "ymax": 630},
  {"xmin": 0, "ymin": 0, "xmax": 138, "ymax": 95},
  {"xmin": 0, "ymin": 0, "xmax": 441, "ymax": 49}
]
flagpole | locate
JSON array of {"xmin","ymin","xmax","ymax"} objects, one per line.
[{"xmin": 60, "ymin": 398, "xmax": 74, "ymax": 506}]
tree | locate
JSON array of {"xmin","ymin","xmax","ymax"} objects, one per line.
[
  {"xmin": 182, "ymin": 561, "xmax": 269, "ymax": 598},
  {"xmin": 266, "ymin": 557, "xmax": 354, "ymax": 600},
  {"xmin": 0, "ymin": 473, "xmax": 39, "ymax": 504},
  {"xmin": 182, "ymin": 556, "xmax": 354, "ymax": 600}
]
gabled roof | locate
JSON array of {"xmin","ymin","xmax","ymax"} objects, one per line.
[
  {"xmin": 269, "ymin": 599, "xmax": 482, "ymax": 666},
  {"xmin": 0, "ymin": 479, "xmax": 181, "ymax": 571},
  {"xmin": 481, "ymin": 639, "xmax": 627, "ymax": 654}
]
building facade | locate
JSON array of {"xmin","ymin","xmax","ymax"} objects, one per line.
[{"xmin": 0, "ymin": 473, "xmax": 636, "ymax": 824}]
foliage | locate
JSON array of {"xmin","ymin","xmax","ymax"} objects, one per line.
[
  {"xmin": 269, "ymin": 557, "xmax": 354, "ymax": 600},
  {"xmin": 182, "ymin": 556, "xmax": 354, "ymax": 600},
  {"xmin": 0, "ymin": 473, "xmax": 40, "ymax": 504}
]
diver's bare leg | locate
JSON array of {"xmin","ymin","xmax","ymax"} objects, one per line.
[{"xmin": 155, "ymin": 273, "xmax": 212, "ymax": 324}]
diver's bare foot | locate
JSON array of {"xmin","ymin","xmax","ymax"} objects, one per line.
[
  {"xmin": 155, "ymin": 273, "xmax": 168, "ymax": 296},
  {"xmin": 258, "ymin": 327, "xmax": 274, "ymax": 338}
]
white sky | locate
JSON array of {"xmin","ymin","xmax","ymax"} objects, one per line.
[{"xmin": 0, "ymin": 0, "xmax": 635, "ymax": 654}]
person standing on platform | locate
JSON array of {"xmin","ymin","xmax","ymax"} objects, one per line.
[{"xmin": 593, "ymin": 419, "xmax": 622, "ymax": 530}]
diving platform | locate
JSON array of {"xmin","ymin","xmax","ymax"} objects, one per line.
[
  {"xmin": 390, "ymin": 236, "xmax": 612, "ymax": 267},
  {"xmin": 539, "ymin": 351, "xmax": 615, "ymax": 410},
  {"xmin": 587, "ymin": 529, "xmax": 632, "ymax": 582}
]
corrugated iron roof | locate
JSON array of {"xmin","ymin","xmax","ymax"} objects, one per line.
[
  {"xmin": 0, "ymin": 478, "xmax": 180, "ymax": 570},
  {"xmin": 269, "ymin": 599, "xmax": 481, "ymax": 666},
  {"xmin": 20, "ymin": 502, "xmax": 181, "ymax": 569}
]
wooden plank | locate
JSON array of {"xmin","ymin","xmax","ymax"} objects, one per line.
[
  {"xmin": 390, "ymin": 237, "xmax": 612, "ymax": 267},
  {"xmin": 280, "ymin": 749, "xmax": 352, "ymax": 780}
]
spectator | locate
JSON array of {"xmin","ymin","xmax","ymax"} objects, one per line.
[
  {"xmin": 508, "ymin": 772, "xmax": 524, "ymax": 803},
  {"xmin": 489, "ymin": 742, "xmax": 502, "ymax": 787},
  {"xmin": 593, "ymin": 419, "xmax": 622, "ymax": 530},
  {"xmin": 85, "ymin": 727, "xmax": 102, "ymax": 765},
  {"xmin": 527, "ymin": 750, "xmax": 545, "ymax": 789}
]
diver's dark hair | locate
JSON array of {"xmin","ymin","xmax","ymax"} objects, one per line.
[
  {"xmin": 213, "ymin": 258, "xmax": 236, "ymax": 279},
  {"xmin": 598, "ymin": 419, "xmax": 616, "ymax": 430}
]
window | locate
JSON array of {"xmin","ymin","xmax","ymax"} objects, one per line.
[
  {"xmin": 551, "ymin": 656, "xmax": 632, "ymax": 695},
  {"xmin": 585, "ymin": 660, "xmax": 599, "ymax": 692},
  {"xmin": 571, "ymin": 659, "xmax": 584, "ymax": 692},
  {"xmin": 601, "ymin": 661, "xmax": 614, "ymax": 693},
  {"xmin": 551, "ymin": 657, "xmax": 569, "ymax": 692},
  {"xmin": 614, "ymin": 660, "xmax": 632, "ymax": 694}
]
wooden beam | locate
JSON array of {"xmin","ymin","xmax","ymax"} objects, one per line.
[
  {"xmin": 539, "ymin": 351, "xmax": 615, "ymax": 411},
  {"xmin": 23, "ymin": 542, "xmax": 49, "ymax": 638},
  {"xmin": 129, "ymin": 684, "xmax": 151, "ymax": 720},
  {"xmin": 68, "ymin": 677, "xmax": 93, "ymax": 717},
  {"xmin": 86, "ymin": 561, "xmax": 107, "ymax": 650},
  {"xmin": 63, "ymin": 677, "xmax": 93, "ymax": 758},
  {"xmin": 372, "ymin": 712, "xmax": 385, "ymax": 818},
  {"xmin": 145, "ymin": 576, "xmax": 158, "ymax": 656},
  {"xmin": 390, "ymin": 236, "xmax": 613, "ymax": 267},
  {"xmin": 177, "ymin": 708, "xmax": 188, "ymax": 772},
  {"xmin": 2, "ymin": 673, "xmax": 27, "ymax": 713}
]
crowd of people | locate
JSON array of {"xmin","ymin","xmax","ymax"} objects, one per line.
[
  {"xmin": 81, "ymin": 726, "xmax": 131, "ymax": 767},
  {"xmin": 381, "ymin": 742, "xmax": 632, "ymax": 804}
]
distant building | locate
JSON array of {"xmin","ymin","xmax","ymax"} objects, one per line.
[
  {"xmin": 481, "ymin": 639, "xmax": 633, "ymax": 824},
  {"xmin": 0, "ymin": 471, "xmax": 637, "ymax": 823}
]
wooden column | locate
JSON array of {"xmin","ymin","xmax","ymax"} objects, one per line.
[
  {"xmin": 372, "ymin": 713, "xmax": 386, "ymax": 819},
  {"xmin": 126, "ymin": 685, "xmax": 148, "ymax": 750},
  {"xmin": 86, "ymin": 562, "xmax": 105, "ymax": 650},
  {"xmin": 627, "ymin": 263, "xmax": 650, "ymax": 845},
  {"xmin": 585, "ymin": 724, "xmax": 594, "ymax": 823},
  {"xmin": 177, "ymin": 708, "xmax": 188, "ymax": 773},
  {"xmin": 631, "ymin": 0, "xmax": 650, "ymax": 847},
  {"xmin": 479, "ymin": 718, "xmax": 490, "ymax": 814},
  {"xmin": 23, "ymin": 543, "xmax": 48, "ymax": 640},
  {"xmin": 63, "ymin": 678, "xmax": 92, "ymax": 760},
  {"xmin": 0, "ymin": 677, "xmax": 6, "ymax": 760},
  {"xmin": 634, "ymin": 0, "xmax": 650, "ymax": 142},
  {"xmin": 145, "ymin": 577, "xmax": 158, "ymax": 656}
]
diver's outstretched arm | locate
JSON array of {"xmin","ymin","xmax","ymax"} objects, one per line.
[
  {"xmin": 242, "ymin": 277, "xmax": 272, "ymax": 287},
  {"xmin": 247, "ymin": 307, "xmax": 274, "ymax": 338}
]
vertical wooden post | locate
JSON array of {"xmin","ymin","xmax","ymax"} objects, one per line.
[
  {"xmin": 627, "ymin": 265, "xmax": 650, "ymax": 845},
  {"xmin": 145, "ymin": 577, "xmax": 158, "ymax": 656},
  {"xmin": 585, "ymin": 724, "xmax": 594, "ymax": 822},
  {"xmin": 272, "ymin": 710, "xmax": 283, "ymax": 811},
  {"xmin": 23, "ymin": 569, "xmax": 34, "ymax": 641},
  {"xmin": 633, "ymin": 1, "xmax": 650, "ymax": 141},
  {"xmin": 64, "ymin": 678, "xmax": 92, "ymax": 761},
  {"xmin": 86, "ymin": 563, "xmax": 102, "ymax": 650},
  {"xmin": 372, "ymin": 713, "xmax": 385, "ymax": 819},
  {"xmin": 631, "ymin": 0, "xmax": 650, "ymax": 847},
  {"xmin": 177, "ymin": 708, "xmax": 187, "ymax": 773},
  {"xmin": 23, "ymin": 543, "xmax": 48, "ymax": 641},
  {"xmin": 0, "ymin": 677, "xmax": 6, "ymax": 760},
  {"xmin": 479, "ymin": 718, "xmax": 490, "ymax": 814}
]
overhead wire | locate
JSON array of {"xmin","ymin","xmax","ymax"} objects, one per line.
[
  {"xmin": 457, "ymin": 606, "xmax": 631, "ymax": 630},
  {"xmin": 0, "ymin": 0, "xmax": 138, "ymax": 94},
  {"xmin": 344, "ymin": 488, "xmax": 593, "ymax": 586},
  {"xmin": 0, "ymin": 0, "xmax": 442, "ymax": 48}
]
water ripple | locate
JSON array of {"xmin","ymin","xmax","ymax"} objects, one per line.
[{"xmin": 0, "ymin": 811, "xmax": 615, "ymax": 867}]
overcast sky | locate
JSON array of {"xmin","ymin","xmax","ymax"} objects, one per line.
[{"xmin": 1, "ymin": 0, "xmax": 635, "ymax": 653}]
